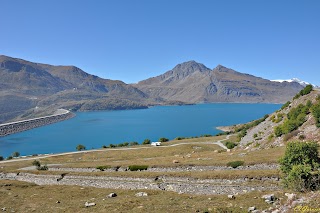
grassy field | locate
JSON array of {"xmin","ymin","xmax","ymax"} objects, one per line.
[
  {"xmin": 0, "ymin": 135, "xmax": 303, "ymax": 212},
  {"xmin": 1, "ymin": 135, "xmax": 285, "ymax": 173},
  {"xmin": 0, "ymin": 180, "xmax": 286, "ymax": 213}
]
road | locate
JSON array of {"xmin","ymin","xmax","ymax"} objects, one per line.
[{"xmin": 0, "ymin": 135, "xmax": 231, "ymax": 164}]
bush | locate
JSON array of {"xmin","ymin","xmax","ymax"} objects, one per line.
[
  {"xmin": 12, "ymin": 152, "xmax": 20, "ymax": 158},
  {"xmin": 128, "ymin": 165, "xmax": 148, "ymax": 171},
  {"xmin": 38, "ymin": 165, "xmax": 48, "ymax": 171},
  {"xmin": 129, "ymin": 142, "xmax": 139, "ymax": 146},
  {"xmin": 159, "ymin": 137, "xmax": 169, "ymax": 142},
  {"xmin": 76, "ymin": 144, "xmax": 86, "ymax": 151},
  {"xmin": 279, "ymin": 141, "xmax": 320, "ymax": 191},
  {"xmin": 32, "ymin": 160, "xmax": 41, "ymax": 167},
  {"xmin": 32, "ymin": 160, "xmax": 48, "ymax": 170},
  {"xmin": 96, "ymin": 165, "xmax": 111, "ymax": 171},
  {"xmin": 6, "ymin": 156, "xmax": 13, "ymax": 160},
  {"xmin": 225, "ymin": 141, "xmax": 237, "ymax": 149},
  {"xmin": 253, "ymin": 133, "xmax": 258, "ymax": 138},
  {"xmin": 109, "ymin": 144, "xmax": 116, "ymax": 148},
  {"xmin": 281, "ymin": 101, "xmax": 291, "ymax": 110},
  {"xmin": 227, "ymin": 161, "xmax": 244, "ymax": 168},
  {"xmin": 312, "ymin": 101, "xmax": 320, "ymax": 128},
  {"xmin": 300, "ymin": 85, "xmax": 313, "ymax": 96},
  {"xmin": 175, "ymin": 137, "xmax": 186, "ymax": 140},
  {"xmin": 298, "ymin": 135, "xmax": 306, "ymax": 140},
  {"xmin": 142, "ymin": 139, "xmax": 151, "ymax": 145},
  {"xmin": 102, "ymin": 145, "xmax": 108, "ymax": 148},
  {"xmin": 0, "ymin": 156, "xmax": 3, "ymax": 161}
]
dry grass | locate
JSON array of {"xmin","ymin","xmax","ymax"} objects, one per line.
[
  {"xmin": 0, "ymin": 180, "xmax": 285, "ymax": 213},
  {"xmin": 0, "ymin": 135, "xmax": 285, "ymax": 174}
]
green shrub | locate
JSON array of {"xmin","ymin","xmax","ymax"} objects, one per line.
[
  {"xmin": 281, "ymin": 101, "xmax": 291, "ymax": 110},
  {"xmin": 279, "ymin": 141, "xmax": 320, "ymax": 191},
  {"xmin": 96, "ymin": 165, "xmax": 111, "ymax": 171},
  {"xmin": 175, "ymin": 137, "xmax": 185, "ymax": 140},
  {"xmin": 38, "ymin": 165, "xmax": 48, "ymax": 171},
  {"xmin": 6, "ymin": 156, "xmax": 13, "ymax": 160},
  {"xmin": 128, "ymin": 165, "xmax": 148, "ymax": 171},
  {"xmin": 12, "ymin": 152, "xmax": 20, "ymax": 158},
  {"xmin": 268, "ymin": 134, "xmax": 275, "ymax": 142},
  {"xmin": 76, "ymin": 144, "xmax": 86, "ymax": 151},
  {"xmin": 109, "ymin": 144, "xmax": 116, "ymax": 148},
  {"xmin": 32, "ymin": 160, "xmax": 41, "ymax": 167},
  {"xmin": 102, "ymin": 145, "xmax": 108, "ymax": 148},
  {"xmin": 225, "ymin": 141, "xmax": 237, "ymax": 149},
  {"xmin": 159, "ymin": 137, "xmax": 169, "ymax": 142},
  {"xmin": 142, "ymin": 139, "xmax": 151, "ymax": 144},
  {"xmin": 0, "ymin": 156, "xmax": 3, "ymax": 161},
  {"xmin": 253, "ymin": 133, "xmax": 258, "ymax": 138},
  {"xmin": 227, "ymin": 161, "xmax": 244, "ymax": 168},
  {"xmin": 312, "ymin": 101, "xmax": 320, "ymax": 128},
  {"xmin": 300, "ymin": 85, "xmax": 313, "ymax": 96},
  {"xmin": 129, "ymin": 142, "xmax": 139, "ymax": 146}
]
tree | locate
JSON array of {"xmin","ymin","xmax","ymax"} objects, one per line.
[
  {"xmin": 159, "ymin": 137, "xmax": 169, "ymax": 142},
  {"xmin": 279, "ymin": 141, "xmax": 320, "ymax": 191},
  {"xmin": 129, "ymin": 141, "xmax": 139, "ymax": 146},
  {"xmin": 76, "ymin": 144, "xmax": 86, "ymax": 151},
  {"xmin": 142, "ymin": 139, "xmax": 151, "ymax": 145},
  {"xmin": 12, "ymin": 152, "xmax": 20, "ymax": 158},
  {"xmin": 0, "ymin": 156, "xmax": 3, "ymax": 161}
]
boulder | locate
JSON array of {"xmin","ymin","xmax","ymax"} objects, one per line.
[
  {"xmin": 172, "ymin": 160, "xmax": 179, "ymax": 164},
  {"xmin": 108, "ymin": 193, "xmax": 117, "ymax": 198},
  {"xmin": 227, "ymin": 194, "xmax": 235, "ymax": 199},
  {"xmin": 85, "ymin": 202, "xmax": 96, "ymax": 207},
  {"xmin": 135, "ymin": 192, "xmax": 148, "ymax": 197},
  {"xmin": 248, "ymin": 206, "xmax": 256, "ymax": 212},
  {"xmin": 261, "ymin": 194, "xmax": 275, "ymax": 203}
]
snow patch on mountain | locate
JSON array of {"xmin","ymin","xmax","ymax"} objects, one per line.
[{"xmin": 271, "ymin": 78, "xmax": 318, "ymax": 87}]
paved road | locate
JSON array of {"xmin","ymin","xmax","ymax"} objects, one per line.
[{"xmin": 0, "ymin": 135, "xmax": 231, "ymax": 164}]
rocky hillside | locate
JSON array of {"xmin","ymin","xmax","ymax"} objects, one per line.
[
  {"xmin": 0, "ymin": 55, "xmax": 152, "ymax": 123},
  {"xmin": 0, "ymin": 55, "xmax": 306, "ymax": 123},
  {"xmin": 135, "ymin": 61, "xmax": 303, "ymax": 103},
  {"xmin": 234, "ymin": 86, "xmax": 320, "ymax": 150}
]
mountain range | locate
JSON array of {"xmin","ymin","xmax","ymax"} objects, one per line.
[{"xmin": 0, "ymin": 55, "xmax": 304, "ymax": 123}]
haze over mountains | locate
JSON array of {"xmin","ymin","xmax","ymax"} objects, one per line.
[{"xmin": 0, "ymin": 55, "xmax": 304, "ymax": 123}]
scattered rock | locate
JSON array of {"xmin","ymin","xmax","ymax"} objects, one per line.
[
  {"xmin": 285, "ymin": 193, "xmax": 296, "ymax": 201},
  {"xmin": 271, "ymin": 210, "xmax": 280, "ymax": 213},
  {"xmin": 56, "ymin": 201, "xmax": 60, "ymax": 204},
  {"xmin": 262, "ymin": 194, "xmax": 275, "ymax": 204},
  {"xmin": 85, "ymin": 202, "xmax": 96, "ymax": 207},
  {"xmin": 227, "ymin": 149, "xmax": 231, "ymax": 152},
  {"xmin": 172, "ymin": 160, "xmax": 179, "ymax": 164},
  {"xmin": 214, "ymin": 150, "xmax": 218, "ymax": 153},
  {"xmin": 108, "ymin": 193, "xmax": 117, "ymax": 198},
  {"xmin": 208, "ymin": 198, "xmax": 212, "ymax": 200},
  {"xmin": 135, "ymin": 192, "xmax": 148, "ymax": 197},
  {"xmin": 228, "ymin": 194, "xmax": 235, "ymax": 199},
  {"xmin": 248, "ymin": 206, "xmax": 256, "ymax": 212},
  {"xmin": 1, "ymin": 207, "xmax": 6, "ymax": 212}
]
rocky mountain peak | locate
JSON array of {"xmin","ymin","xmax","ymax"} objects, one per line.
[
  {"xmin": 171, "ymin": 60, "xmax": 210, "ymax": 75},
  {"xmin": 213, "ymin": 64, "xmax": 233, "ymax": 73}
]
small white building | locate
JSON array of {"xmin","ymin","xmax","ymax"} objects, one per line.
[{"xmin": 151, "ymin": 142, "xmax": 161, "ymax": 146}]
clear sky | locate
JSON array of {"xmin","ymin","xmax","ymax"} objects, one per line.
[{"xmin": 1, "ymin": 0, "xmax": 319, "ymax": 85}]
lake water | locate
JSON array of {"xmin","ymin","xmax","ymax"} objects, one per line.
[{"xmin": 0, "ymin": 103, "xmax": 281, "ymax": 157}]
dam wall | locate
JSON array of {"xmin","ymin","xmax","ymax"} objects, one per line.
[{"xmin": 0, "ymin": 109, "xmax": 74, "ymax": 137}]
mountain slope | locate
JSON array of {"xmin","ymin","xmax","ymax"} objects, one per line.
[
  {"xmin": 234, "ymin": 88, "xmax": 320, "ymax": 150},
  {"xmin": 0, "ymin": 55, "xmax": 150, "ymax": 123},
  {"xmin": 135, "ymin": 61, "xmax": 304, "ymax": 103}
]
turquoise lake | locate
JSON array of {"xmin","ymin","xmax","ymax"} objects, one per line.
[{"xmin": 0, "ymin": 103, "xmax": 281, "ymax": 157}]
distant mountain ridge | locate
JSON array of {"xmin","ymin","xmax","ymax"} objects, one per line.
[
  {"xmin": 0, "ymin": 55, "xmax": 305, "ymax": 123},
  {"xmin": 271, "ymin": 78, "xmax": 318, "ymax": 88},
  {"xmin": 135, "ymin": 61, "xmax": 304, "ymax": 104}
]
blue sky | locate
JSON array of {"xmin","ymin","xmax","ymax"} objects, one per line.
[{"xmin": 1, "ymin": 0, "xmax": 319, "ymax": 84}]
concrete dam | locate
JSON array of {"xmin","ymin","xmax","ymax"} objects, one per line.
[{"xmin": 0, "ymin": 109, "xmax": 74, "ymax": 137}]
